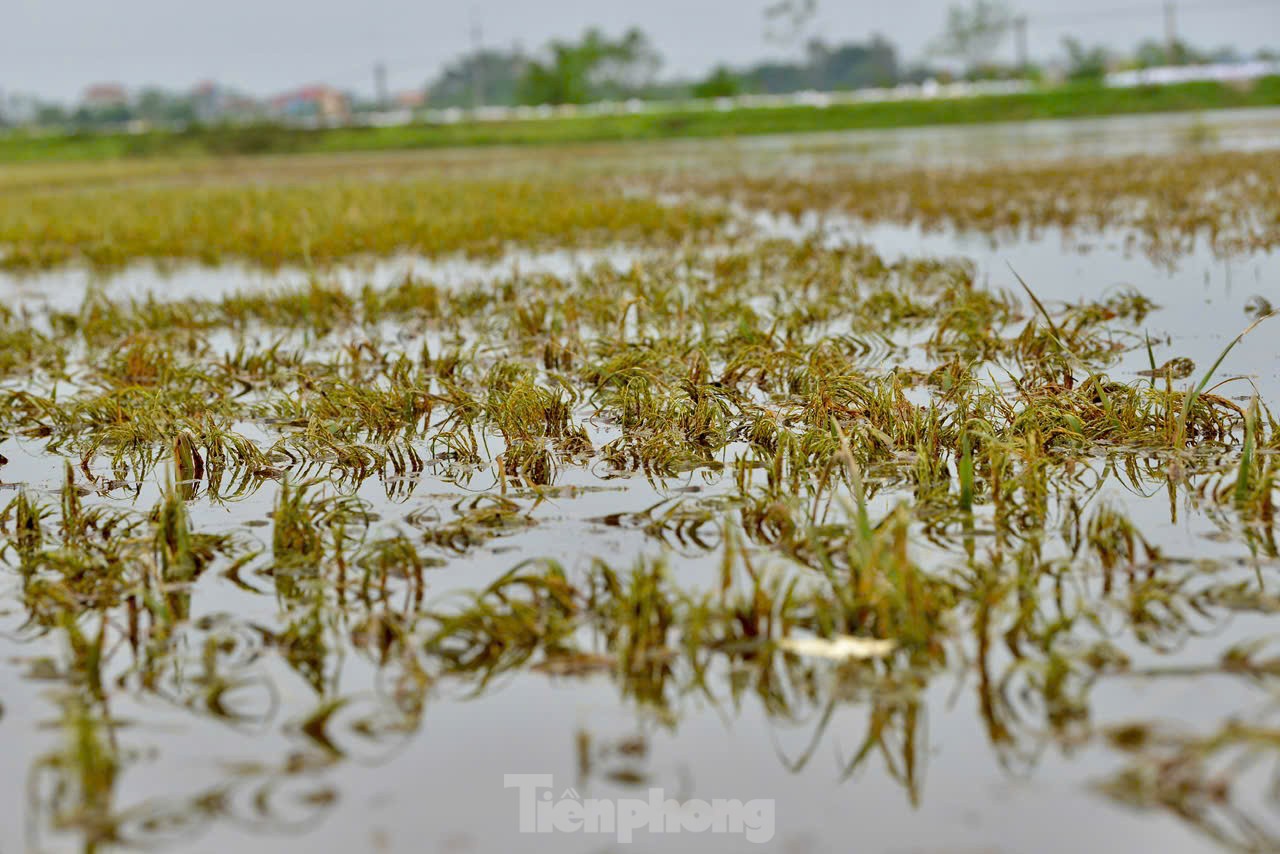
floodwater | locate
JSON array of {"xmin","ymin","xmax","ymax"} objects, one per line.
[
  {"xmin": 2, "ymin": 108, "xmax": 1280, "ymax": 854},
  {"xmin": 745, "ymin": 105, "xmax": 1280, "ymax": 168}
]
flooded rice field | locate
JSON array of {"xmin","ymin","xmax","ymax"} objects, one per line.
[{"xmin": 2, "ymin": 111, "xmax": 1280, "ymax": 853}]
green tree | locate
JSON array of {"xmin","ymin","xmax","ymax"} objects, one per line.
[
  {"xmin": 731, "ymin": 35, "xmax": 903, "ymax": 94},
  {"xmin": 427, "ymin": 49, "xmax": 528, "ymax": 108},
  {"xmin": 931, "ymin": 0, "xmax": 1013, "ymax": 70},
  {"xmin": 135, "ymin": 88, "xmax": 196, "ymax": 124},
  {"xmin": 1134, "ymin": 38, "xmax": 1210, "ymax": 68},
  {"xmin": 35, "ymin": 102, "xmax": 69, "ymax": 126},
  {"xmin": 693, "ymin": 66, "xmax": 741, "ymax": 98},
  {"xmin": 806, "ymin": 35, "xmax": 900, "ymax": 89},
  {"xmin": 1062, "ymin": 37, "xmax": 1110, "ymax": 83},
  {"xmin": 764, "ymin": 0, "xmax": 818, "ymax": 49},
  {"xmin": 519, "ymin": 28, "xmax": 661, "ymax": 105}
]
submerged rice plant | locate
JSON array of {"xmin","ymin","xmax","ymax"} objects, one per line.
[{"xmin": 0, "ymin": 143, "xmax": 1277, "ymax": 853}]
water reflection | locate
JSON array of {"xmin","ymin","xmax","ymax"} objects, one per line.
[{"xmin": 2, "ymin": 220, "xmax": 1280, "ymax": 853}]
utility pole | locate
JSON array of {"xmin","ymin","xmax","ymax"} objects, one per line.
[
  {"xmin": 1164, "ymin": 1, "xmax": 1178, "ymax": 64},
  {"xmin": 1014, "ymin": 15, "xmax": 1029, "ymax": 74},
  {"xmin": 374, "ymin": 62, "xmax": 388, "ymax": 110},
  {"xmin": 470, "ymin": 15, "xmax": 485, "ymax": 110}
]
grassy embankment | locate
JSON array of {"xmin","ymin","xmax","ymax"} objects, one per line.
[{"xmin": 2, "ymin": 77, "xmax": 1278, "ymax": 163}]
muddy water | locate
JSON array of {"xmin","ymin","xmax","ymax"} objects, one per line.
[
  {"xmin": 743, "ymin": 106, "xmax": 1280, "ymax": 169},
  {"xmin": 1, "ymin": 239, "xmax": 1276, "ymax": 854},
  {"xmin": 4, "ymin": 112, "xmax": 1280, "ymax": 854}
]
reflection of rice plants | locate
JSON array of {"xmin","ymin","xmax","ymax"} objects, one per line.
[{"xmin": 2, "ymin": 146, "xmax": 1279, "ymax": 852}]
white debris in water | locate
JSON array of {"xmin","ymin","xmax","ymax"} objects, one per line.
[{"xmin": 777, "ymin": 635, "xmax": 896, "ymax": 660}]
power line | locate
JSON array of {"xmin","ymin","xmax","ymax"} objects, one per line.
[
  {"xmin": 470, "ymin": 13, "xmax": 485, "ymax": 109},
  {"xmin": 374, "ymin": 62, "xmax": 388, "ymax": 108},
  {"xmin": 1028, "ymin": 0, "xmax": 1276, "ymax": 28},
  {"xmin": 315, "ymin": 0, "xmax": 1276, "ymax": 93},
  {"xmin": 1014, "ymin": 15, "xmax": 1029, "ymax": 70}
]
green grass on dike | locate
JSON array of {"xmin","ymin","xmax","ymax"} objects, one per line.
[{"xmin": 3, "ymin": 76, "xmax": 1278, "ymax": 164}]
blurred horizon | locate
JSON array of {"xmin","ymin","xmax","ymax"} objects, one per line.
[{"xmin": 4, "ymin": 0, "xmax": 1276, "ymax": 102}]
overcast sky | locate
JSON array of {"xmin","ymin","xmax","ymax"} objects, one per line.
[{"xmin": 4, "ymin": 0, "xmax": 1277, "ymax": 101}]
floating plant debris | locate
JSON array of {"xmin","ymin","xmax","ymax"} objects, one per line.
[{"xmin": 1, "ymin": 139, "xmax": 1278, "ymax": 853}]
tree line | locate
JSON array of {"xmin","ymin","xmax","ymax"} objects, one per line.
[
  {"xmin": 423, "ymin": 0, "xmax": 1274, "ymax": 108},
  {"xmin": 3, "ymin": 0, "xmax": 1275, "ymax": 130}
]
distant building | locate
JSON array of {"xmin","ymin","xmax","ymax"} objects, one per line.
[
  {"xmin": 269, "ymin": 85, "xmax": 351, "ymax": 125},
  {"xmin": 395, "ymin": 90, "xmax": 426, "ymax": 110},
  {"xmin": 82, "ymin": 83, "xmax": 129, "ymax": 109},
  {"xmin": 192, "ymin": 81, "xmax": 227, "ymax": 123},
  {"xmin": 191, "ymin": 81, "xmax": 260, "ymax": 124},
  {"xmin": 0, "ymin": 91, "xmax": 39, "ymax": 126}
]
